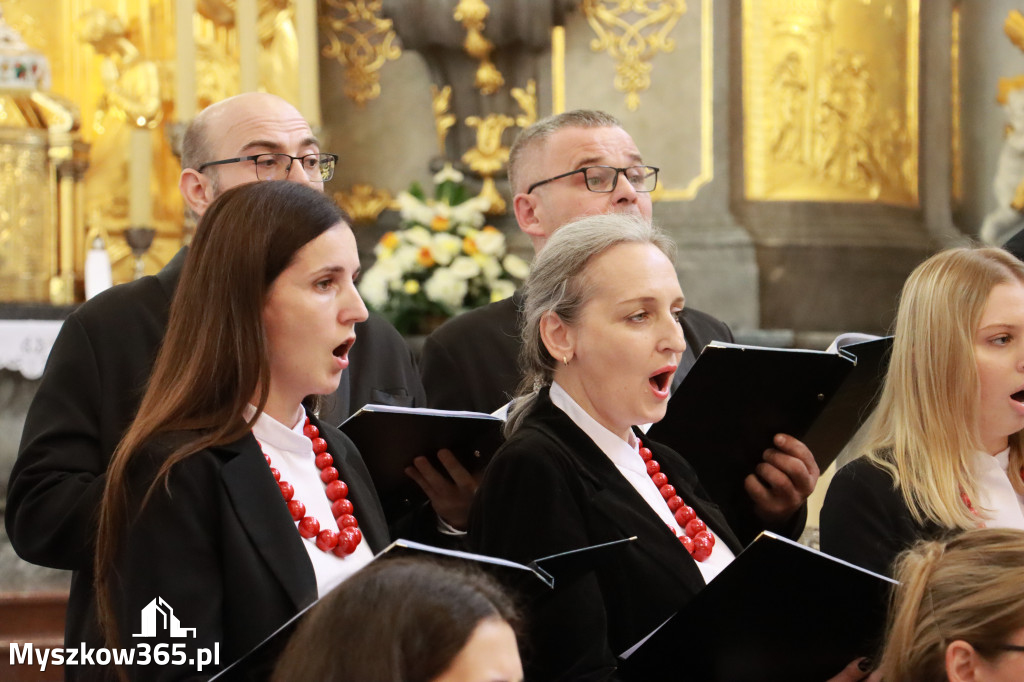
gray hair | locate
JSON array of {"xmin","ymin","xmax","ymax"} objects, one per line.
[
  {"xmin": 507, "ymin": 110, "xmax": 622, "ymax": 194},
  {"xmin": 506, "ymin": 212, "xmax": 675, "ymax": 435}
]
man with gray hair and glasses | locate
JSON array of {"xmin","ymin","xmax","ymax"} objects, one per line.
[{"xmin": 419, "ymin": 109, "xmax": 819, "ymax": 543}]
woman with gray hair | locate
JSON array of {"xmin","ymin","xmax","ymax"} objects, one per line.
[{"xmin": 468, "ymin": 213, "xmax": 744, "ymax": 679}]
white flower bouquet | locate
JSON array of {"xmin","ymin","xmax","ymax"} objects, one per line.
[{"xmin": 359, "ymin": 165, "xmax": 531, "ymax": 335}]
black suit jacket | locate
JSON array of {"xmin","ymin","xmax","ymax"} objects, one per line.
[
  {"xmin": 1003, "ymin": 227, "xmax": 1024, "ymax": 262},
  {"xmin": 469, "ymin": 390, "xmax": 742, "ymax": 681},
  {"xmin": 420, "ymin": 293, "xmax": 733, "ymax": 413},
  {"xmin": 6, "ymin": 247, "xmax": 418, "ymax": 660},
  {"xmin": 104, "ymin": 415, "xmax": 388, "ymax": 681},
  {"xmin": 819, "ymin": 456, "xmax": 946, "ymax": 578}
]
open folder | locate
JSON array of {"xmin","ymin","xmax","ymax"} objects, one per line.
[
  {"xmin": 210, "ymin": 536, "xmax": 635, "ymax": 681},
  {"xmin": 619, "ymin": 532, "xmax": 897, "ymax": 682},
  {"xmin": 647, "ymin": 334, "xmax": 892, "ymax": 524},
  {"xmin": 337, "ymin": 404, "xmax": 505, "ymax": 521}
]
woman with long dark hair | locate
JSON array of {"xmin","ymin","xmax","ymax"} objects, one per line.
[{"xmin": 94, "ymin": 181, "xmax": 389, "ymax": 680}]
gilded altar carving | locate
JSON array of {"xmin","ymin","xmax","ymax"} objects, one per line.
[
  {"xmin": 580, "ymin": 0, "xmax": 687, "ymax": 112},
  {"xmin": 453, "ymin": 0, "xmax": 504, "ymax": 95},
  {"xmin": 743, "ymin": 0, "xmax": 919, "ymax": 205},
  {"xmin": 320, "ymin": 0, "xmax": 402, "ymax": 107},
  {"xmin": 431, "ymin": 84, "xmax": 457, "ymax": 154},
  {"xmin": 334, "ymin": 183, "xmax": 394, "ymax": 223}
]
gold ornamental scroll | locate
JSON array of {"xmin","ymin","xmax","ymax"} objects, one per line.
[
  {"xmin": 555, "ymin": 0, "xmax": 712, "ymax": 201},
  {"xmin": 743, "ymin": 0, "xmax": 919, "ymax": 205}
]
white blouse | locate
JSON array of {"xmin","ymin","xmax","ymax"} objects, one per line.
[
  {"xmin": 972, "ymin": 447, "xmax": 1024, "ymax": 531},
  {"xmin": 548, "ymin": 382, "xmax": 736, "ymax": 584},
  {"xmin": 246, "ymin": 406, "xmax": 374, "ymax": 597}
]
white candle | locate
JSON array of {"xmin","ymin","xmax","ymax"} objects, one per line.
[
  {"xmin": 175, "ymin": 0, "xmax": 196, "ymax": 120},
  {"xmin": 130, "ymin": 127, "xmax": 153, "ymax": 226},
  {"xmin": 237, "ymin": 0, "xmax": 259, "ymax": 92},
  {"xmin": 295, "ymin": 0, "xmax": 320, "ymax": 128}
]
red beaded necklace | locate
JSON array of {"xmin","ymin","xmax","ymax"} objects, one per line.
[
  {"xmin": 258, "ymin": 417, "xmax": 362, "ymax": 557},
  {"xmin": 639, "ymin": 441, "xmax": 716, "ymax": 562}
]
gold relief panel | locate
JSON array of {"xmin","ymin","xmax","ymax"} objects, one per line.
[
  {"xmin": 0, "ymin": 134, "xmax": 53, "ymax": 301},
  {"xmin": 556, "ymin": 0, "xmax": 712, "ymax": 201},
  {"xmin": 743, "ymin": 0, "xmax": 920, "ymax": 205}
]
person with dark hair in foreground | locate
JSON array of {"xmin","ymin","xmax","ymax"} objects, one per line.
[{"xmin": 272, "ymin": 557, "xmax": 523, "ymax": 682}]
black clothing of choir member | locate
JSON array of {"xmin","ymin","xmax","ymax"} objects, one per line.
[
  {"xmin": 112, "ymin": 416, "xmax": 389, "ymax": 681},
  {"xmin": 469, "ymin": 389, "xmax": 743, "ymax": 681},
  {"xmin": 820, "ymin": 456, "xmax": 947, "ymax": 578},
  {"xmin": 1003, "ymin": 226, "xmax": 1024, "ymax": 262},
  {"xmin": 420, "ymin": 293, "xmax": 733, "ymax": 413},
  {"xmin": 5, "ymin": 246, "xmax": 421, "ymax": 667}
]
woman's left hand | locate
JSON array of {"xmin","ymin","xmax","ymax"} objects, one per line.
[
  {"xmin": 744, "ymin": 433, "xmax": 820, "ymax": 526},
  {"xmin": 405, "ymin": 449, "xmax": 481, "ymax": 531}
]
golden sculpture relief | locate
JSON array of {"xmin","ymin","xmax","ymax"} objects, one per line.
[
  {"xmin": 462, "ymin": 113, "xmax": 514, "ymax": 214},
  {"xmin": 454, "ymin": 0, "xmax": 504, "ymax": 95},
  {"xmin": 743, "ymin": 0, "xmax": 919, "ymax": 205},
  {"xmin": 581, "ymin": 0, "xmax": 687, "ymax": 112},
  {"xmin": 511, "ymin": 78, "xmax": 537, "ymax": 128},
  {"xmin": 320, "ymin": 0, "xmax": 402, "ymax": 107},
  {"xmin": 431, "ymin": 84, "xmax": 457, "ymax": 155},
  {"xmin": 334, "ymin": 184, "xmax": 394, "ymax": 224}
]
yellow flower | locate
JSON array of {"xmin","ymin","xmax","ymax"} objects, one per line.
[
  {"xmin": 482, "ymin": 225, "xmax": 500, "ymax": 234},
  {"xmin": 431, "ymin": 215, "xmax": 450, "ymax": 231},
  {"xmin": 417, "ymin": 246, "xmax": 436, "ymax": 268},
  {"xmin": 463, "ymin": 235, "xmax": 479, "ymax": 255},
  {"xmin": 403, "ymin": 279, "xmax": 421, "ymax": 295},
  {"xmin": 380, "ymin": 231, "xmax": 400, "ymax": 249}
]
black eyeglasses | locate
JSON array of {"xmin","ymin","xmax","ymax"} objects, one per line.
[
  {"xmin": 526, "ymin": 165, "xmax": 659, "ymax": 194},
  {"xmin": 197, "ymin": 153, "xmax": 338, "ymax": 182}
]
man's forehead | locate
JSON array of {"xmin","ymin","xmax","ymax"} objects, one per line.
[{"xmin": 541, "ymin": 125, "xmax": 641, "ymax": 163}]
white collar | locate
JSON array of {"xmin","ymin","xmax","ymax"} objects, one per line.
[
  {"xmin": 549, "ymin": 382, "xmax": 643, "ymax": 472},
  {"xmin": 243, "ymin": 404, "xmax": 309, "ymax": 453}
]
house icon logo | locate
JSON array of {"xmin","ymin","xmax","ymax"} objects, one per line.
[{"xmin": 133, "ymin": 597, "xmax": 197, "ymax": 638}]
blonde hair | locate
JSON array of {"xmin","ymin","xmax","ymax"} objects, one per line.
[
  {"xmin": 878, "ymin": 528, "xmax": 1024, "ymax": 681},
  {"xmin": 506, "ymin": 212, "xmax": 674, "ymax": 435},
  {"xmin": 862, "ymin": 246, "xmax": 1024, "ymax": 529}
]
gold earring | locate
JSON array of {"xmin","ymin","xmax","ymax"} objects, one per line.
[{"xmin": 562, "ymin": 355, "xmax": 568, "ymax": 366}]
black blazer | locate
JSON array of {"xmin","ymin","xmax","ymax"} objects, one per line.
[
  {"xmin": 468, "ymin": 390, "xmax": 742, "ymax": 681},
  {"xmin": 104, "ymin": 415, "xmax": 389, "ymax": 681},
  {"xmin": 420, "ymin": 293, "xmax": 733, "ymax": 413},
  {"xmin": 819, "ymin": 456, "xmax": 946, "ymax": 577}
]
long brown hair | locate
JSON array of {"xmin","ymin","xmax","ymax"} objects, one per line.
[
  {"xmin": 863, "ymin": 246, "xmax": 1024, "ymax": 529},
  {"xmin": 95, "ymin": 181, "xmax": 349, "ymax": 649}
]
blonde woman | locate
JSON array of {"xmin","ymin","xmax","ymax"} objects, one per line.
[
  {"xmin": 878, "ymin": 528, "xmax": 1024, "ymax": 681},
  {"xmin": 821, "ymin": 246, "xmax": 1024, "ymax": 577}
]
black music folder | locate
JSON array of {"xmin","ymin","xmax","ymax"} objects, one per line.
[
  {"xmin": 619, "ymin": 532, "xmax": 897, "ymax": 682},
  {"xmin": 647, "ymin": 334, "xmax": 892, "ymax": 521},
  {"xmin": 337, "ymin": 404, "xmax": 505, "ymax": 520},
  {"xmin": 211, "ymin": 537, "xmax": 635, "ymax": 681}
]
